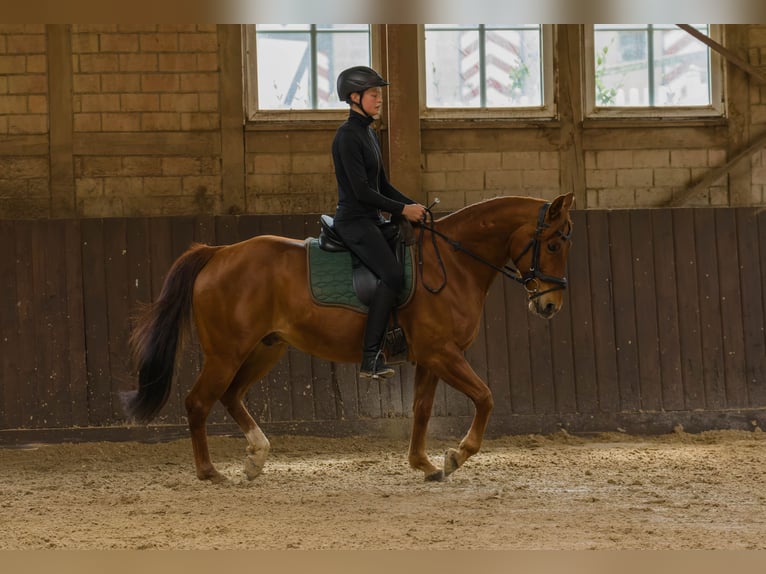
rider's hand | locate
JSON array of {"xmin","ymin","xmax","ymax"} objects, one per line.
[{"xmin": 402, "ymin": 203, "xmax": 427, "ymax": 224}]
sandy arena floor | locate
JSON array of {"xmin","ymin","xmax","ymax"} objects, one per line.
[{"xmin": 2, "ymin": 428, "xmax": 766, "ymax": 550}]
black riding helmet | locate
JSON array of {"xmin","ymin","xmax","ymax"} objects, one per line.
[{"xmin": 336, "ymin": 66, "xmax": 389, "ymax": 104}]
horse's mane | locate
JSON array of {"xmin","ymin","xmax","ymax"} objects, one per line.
[{"xmin": 434, "ymin": 195, "xmax": 545, "ymax": 228}]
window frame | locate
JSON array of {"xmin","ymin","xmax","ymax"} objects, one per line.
[
  {"xmin": 418, "ymin": 24, "xmax": 556, "ymax": 120},
  {"xmin": 243, "ymin": 24, "xmax": 381, "ymax": 123},
  {"xmin": 583, "ymin": 24, "xmax": 725, "ymax": 119}
]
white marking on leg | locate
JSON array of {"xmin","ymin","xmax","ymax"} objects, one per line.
[
  {"xmin": 245, "ymin": 427, "xmax": 270, "ymax": 453},
  {"xmin": 244, "ymin": 427, "xmax": 270, "ymax": 480}
]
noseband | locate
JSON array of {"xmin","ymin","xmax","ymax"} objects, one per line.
[
  {"xmin": 417, "ymin": 202, "xmax": 570, "ymax": 299},
  {"xmin": 511, "ymin": 202, "xmax": 571, "ymax": 299}
]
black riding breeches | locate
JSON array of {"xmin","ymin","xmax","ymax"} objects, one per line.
[
  {"xmin": 333, "ymin": 218, "xmax": 403, "ymax": 292},
  {"xmin": 333, "ymin": 217, "xmax": 403, "ymax": 354}
]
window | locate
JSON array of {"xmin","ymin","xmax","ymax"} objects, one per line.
[
  {"xmin": 422, "ymin": 24, "xmax": 554, "ymax": 119},
  {"xmin": 245, "ymin": 25, "xmax": 371, "ymax": 119},
  {"xmin": 585, "ymin": 24, "xmax": 723, "ymax": 118}
]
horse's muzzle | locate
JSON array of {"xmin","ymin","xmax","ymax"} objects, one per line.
[{"xmin": 528, "ymin": 296, "xmax": 560, "ymax": 319}]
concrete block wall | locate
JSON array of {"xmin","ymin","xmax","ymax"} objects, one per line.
[
  {"xmin": 421, "ymin": 149, "xmax": 562, "ymax": 211},
  {"xmin": 751, "ymin": 26, "xmax": 766, "ymax": 205},
  {"xmin": 0, "ymin": 25, "xmax": 49, "ymax": 217},
  {"xmin": 245, "ymin": 128, "xmax": 338, "ymax": 215},
  {"xmin": 585, "ymin": 148, "xmax": 730, "ymax": 208},
  {"xmin": 2, "ymin": 24, "xmax": 766, "ymax": 219},
  {"xmin": 70, "ymin": 24, "xmax": 222, "ymax": 217},
  {"xmin": 421, "ymin": 135, "xmax": 734, "ymax": 210}
]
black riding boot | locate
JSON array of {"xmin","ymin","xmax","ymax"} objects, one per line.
[{"xmin": 360, "ymin": 281, "xmax": 397, "ymax": 379}]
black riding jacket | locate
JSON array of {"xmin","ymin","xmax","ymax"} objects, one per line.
[{"xmin": 332, "ymin": 110, "xmax": 413, "ymax": 222}]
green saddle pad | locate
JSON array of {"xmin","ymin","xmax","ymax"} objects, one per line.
[{"xmin": 306, "ymin": 238, "xmax": 415, "ymax": 313}]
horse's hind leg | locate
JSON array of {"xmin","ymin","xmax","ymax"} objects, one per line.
[
  {"xmin": 185, "ymin": 358, "xmax": 242, "ymax": 482},
  {"xmin": 220, "ymin": 341, "xmax": 287, "ymax": 480}
]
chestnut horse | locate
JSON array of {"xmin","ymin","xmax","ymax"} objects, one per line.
[{"xmin": 126, "ymin": 193, "xmax": 574, "ymax": 482}]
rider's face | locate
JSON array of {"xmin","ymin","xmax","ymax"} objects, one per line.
[{"xmin": 356, "ymin": 87, "xmax": 383, "ymax": 117}]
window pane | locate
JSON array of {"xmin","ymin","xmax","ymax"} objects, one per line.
[
  {"xmin": 593, "ymin": 24, "xmax": 711, "ymax": 107},
  {"xmin": 316, "ymin": 32, "xmax": 370, "ymax": 109},
  {"xmin": 652, "ymin": 28, "xmax": 710, "ymax": 106},
  {"xmin": 485, "ymin": 29, "xmax": 542, "ymax": 107},
  {"xmin": 316, "ymin": 24, "xmax": 369, "ymax": 31},
  {"xmin": 425, "ymin": 29, "xmax": 480, "ymax": 107},
  {"xmin": 594, "ymin": 29, "xmax": 649, "ymax": 106},
  {"xmin": 256, "ymin": 32, "xmax": 312, "ymax": 109},
  {"xmin": 427, "ymin": 24, "xmax": 479, "ymax": 30},
  {"xmin": 425, "ymin": 24, "xmax": 543, "ymax": 109},
  {"xmin": 257, "ymin": 24, "xmax": 310, "ymax": 32},
  {"xmin": 254, "ymin": 25, "xmax": 370, "ymax": 111}
]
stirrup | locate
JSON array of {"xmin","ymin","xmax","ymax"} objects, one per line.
[{"xmin": 360, "ymin": 352, "xmax": 396, "ymax": 380}]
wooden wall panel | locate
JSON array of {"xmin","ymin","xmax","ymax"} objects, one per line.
[
  {"xmin": 79, "ymin": 219, "xmax": 112, "ymax": 426},
  {"xmin": 568, "ymin": 210, "xmax": 599, "ymax": 413},
  {"xmin": 0, "ymin": 221, "xmax": 19, "ymax": 427},
  {"xmin": 715, "ymin": 209, "xmax": 748, "ymax": 406},
  {"xmin": 672, "ymin": 209, "xmax": 706, "ymax": 409},
  {"xmin": 3, "ymin": 207, "xmax": 766, "ymax": 441},
  {"xmin": 738, "ymin": 208, "xmax": 766, "ymax": 406},
  {"xmin": 652, "ymin": 210, "xmax": 685, "ymax": 411},
  {"xmin": 630, "ymin": 211, "xmax": 662, "ymax": 411},
  {"xmin": 694, "ymin": 208, "xmax": 727, "ymax": 409},
  {"xmin": 485, "ymin": 280, "xmax": 513, "ymax": 415},
  {"xmin": 587, "ymin": 211, "xmax": 619, "ymax": 413},
  {"xmin": 608, "ymin": 210, "xmax": 640, "ymax": 411}
]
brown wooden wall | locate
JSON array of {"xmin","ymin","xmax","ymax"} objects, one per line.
[{"xmin": 2, "ymin": 207, "xmax": 766, "ymax": 444}]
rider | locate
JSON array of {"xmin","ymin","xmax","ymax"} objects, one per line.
[{"xmin": 332, "ymin": 65, "xmax": 427, "ymax": 379}]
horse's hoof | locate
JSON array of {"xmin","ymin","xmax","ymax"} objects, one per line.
[
  {"xmin": 244, "ymin": 456, "xmax": 265, "ymax": 480},
  {"xmin": 198, "ymin": 470, "xmax": 227, "ymax": 484},
  {"xmin": 425, "ymin": 470, "xmax": 444, "ymax": 482},
  {"xmin": 443, "ymin": 448, "xmax": 460, "ymax": 476},
  {"xmin": 209, "ymin": 473, "xmax": 228, "ymax": 484}
]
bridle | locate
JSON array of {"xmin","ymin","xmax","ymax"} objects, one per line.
[{"xmin": 416, "ymin": 202, "xmax": 571, "ymax": 299}]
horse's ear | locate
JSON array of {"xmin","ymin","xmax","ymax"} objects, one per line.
[{"xmin": 547, "ymin": 192, "xmax": 575, "ymax": 221}]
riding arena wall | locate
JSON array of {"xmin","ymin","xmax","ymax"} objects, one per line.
[{"xmin": 2, "ymin": 24, "xmax": 766, "ymax": 444}]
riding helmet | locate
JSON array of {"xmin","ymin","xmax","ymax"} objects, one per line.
[{"xmin": 336, "ymin": 66, "xmax": 389, "ymax": 103}]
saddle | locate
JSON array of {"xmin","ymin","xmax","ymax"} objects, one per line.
[
  {"xmin": 317, "ymin": 215, "xmax": 401, "ymax": 306},
  {"xmin": 307, "ymin": 214, "xmax": 414, "ymax": 362}
]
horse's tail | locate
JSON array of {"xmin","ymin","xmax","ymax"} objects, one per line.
[{"xmin": 124, "ymin": 243, "xmax": 221, "ymax": 423}]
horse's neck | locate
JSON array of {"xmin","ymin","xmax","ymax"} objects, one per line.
[
  {"xmin": 435, "ymin": 197, "xmax": 539, "ymax": 290},
  {"xmin": 438, "ymin": 197, "xmax": 536, "ymax": 258}
]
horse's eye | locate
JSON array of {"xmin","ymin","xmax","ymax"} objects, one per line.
[{"xmin": 547, "ymin": 242, "xmax": 560, "ymax": 253}]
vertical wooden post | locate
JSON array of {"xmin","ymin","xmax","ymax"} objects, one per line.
[
  {"xmin": 381, "ymin": 25, "xmax": 423, "ymax": 203},
  {"xmin": 46, "ymin": 24, "xmax": 75, "ymax": 218},
  {"xmin": 724, "ymin": 25, "xmax": 752, "ymax": 206},
  {"xmin": 218, "ymin": 24, "xmax": 246, "ymax": 214},
  {"xmin": 557, "ymin": 25, "xmax": 587, "ymax": 208}
]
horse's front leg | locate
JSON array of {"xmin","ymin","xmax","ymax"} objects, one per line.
[
  {"xmin": 408, "ymin": 364, "xmax": 444, "ymax": 481},
  {"xmin": 427, "ymin": 343, "xmax": 494, "ymax": 477}
]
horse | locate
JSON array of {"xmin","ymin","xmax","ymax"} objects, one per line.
[{"xmin": 126, "ymin": 192, "xmax": 575, "ymax": 482}]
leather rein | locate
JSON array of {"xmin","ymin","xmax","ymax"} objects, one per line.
[{"xmin": 416, "ymin": 202, "xmax": 571, "ymax": 299}]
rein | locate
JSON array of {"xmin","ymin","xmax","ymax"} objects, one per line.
[{"xmin": 416, "ymin": 202, "xmax": 570, "ymax": 299}]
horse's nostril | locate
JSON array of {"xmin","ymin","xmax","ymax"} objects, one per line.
[{"xmin": 544, "ymin": 302, "xmax": 556, "ymax": 316}]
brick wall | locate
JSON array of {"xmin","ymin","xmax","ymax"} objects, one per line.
[
  {"xmin": 245, "ymin": 127, "xmax": 338, "ymax": 214},
  {"xmin": 422, "ymin": 148, "xmax": 561, "ymax": 211},
  {"xmin": 71, "ymin": 24, "xmax": 221, "ymax": 217},
  {"xmin": 0, "ymin": 25, "xmax": 49, "ymax": 217},
  {"xmin": 585, "ymin": 148, "xmax": 729, "ymax": 208},
  {"xmin": 2, "ymin": 24, "xmax": 766, "ymax": 219},
  {"xmin": 751, "ymin": 26, "xmax": 766, "ymax": 205}
]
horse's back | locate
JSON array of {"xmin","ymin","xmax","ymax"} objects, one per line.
[{"xmin": 194, "ymin": 234, "xmax": 307, "ymax": 296}]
